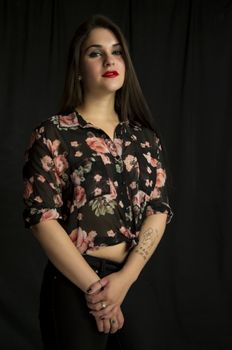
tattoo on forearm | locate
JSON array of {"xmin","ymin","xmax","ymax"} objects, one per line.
[{"xmin": 134, "ymin": 227, "xmax": 160, "ymax": 261}]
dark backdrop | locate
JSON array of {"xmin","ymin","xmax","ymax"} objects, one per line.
[{"xmin": 0, "ymin": 0, "xmax": 232, "ymax": 349}]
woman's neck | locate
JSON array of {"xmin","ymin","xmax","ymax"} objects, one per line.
[{"xmin": 76, "ymin": 95, "xmax": 119, "ymax": 124}]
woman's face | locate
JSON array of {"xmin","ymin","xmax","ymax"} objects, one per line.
[{"xmin": 79, "ymin": 27, "xmax": 126, "ymax": 97}]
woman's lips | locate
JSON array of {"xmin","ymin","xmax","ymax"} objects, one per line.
[{"xmin": 102, "ymin": 71, "xmax": 119, "ymax": 78}]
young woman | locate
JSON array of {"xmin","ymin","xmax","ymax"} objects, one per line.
[{"xmin": 23, "ymin": 14, "xmax": 172, "ymax": 350}]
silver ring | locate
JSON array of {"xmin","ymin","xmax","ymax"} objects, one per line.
[{"xmin": 101, "ymin": 302, "xmax": 107, "ymax": 309}]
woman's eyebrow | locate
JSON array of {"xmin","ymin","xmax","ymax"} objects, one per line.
[{"xmin": 84, "ymin": 43, "xmax": 121, "ymax": 53}]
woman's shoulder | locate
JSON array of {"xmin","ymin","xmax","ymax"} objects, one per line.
[
  {"xmin": 36, "ymin": 111, "xmax": 79, "ymax": 130},
  {"xmin": 32, "ymin": 111, "xmax": 81, "ymax": 138},
  {"xmin": 129, "ymin": 119, "xmax": 159, "ymax": 142}
]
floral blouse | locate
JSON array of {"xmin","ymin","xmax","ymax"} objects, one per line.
[{"xmin": 23, "ymin": 111, "xmax": 172, "ymax": 253}]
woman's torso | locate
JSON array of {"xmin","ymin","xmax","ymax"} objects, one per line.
[
  {"xmin": 23, "ymin": 111, "xmax": 171, "ymax": 264},
  {"xmin": 85, "ymin": 241, "xmax": 129, "ymax": 263},
  {"xmin": 83, "ymin": 118, "xmax": 129, "ymax": 263}
]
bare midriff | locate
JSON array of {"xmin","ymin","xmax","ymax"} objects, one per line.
[{"xmin": 86, "ymin": 241, "xmax": 130, "ymax": 264}]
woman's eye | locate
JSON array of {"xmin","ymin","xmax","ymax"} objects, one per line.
[
  {"xmin": 88, "ymin": 50, "xmax": 123, "ymax": 58},
  {"xmin": 113, "ymin": 50, "xmax": 122, "ymax": 55},
  {"xmin": 89, "ymin": 51, "xmax": 102, "ymax": 57}
]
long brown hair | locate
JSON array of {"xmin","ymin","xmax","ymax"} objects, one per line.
[{"xmin": 59, "ymin": 14, "xmax": 156, "ymax": 131}]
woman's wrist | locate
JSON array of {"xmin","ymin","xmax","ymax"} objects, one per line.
[{"xmin": 118, "ymin": 265, "xmax": 139, "ymax": 286}]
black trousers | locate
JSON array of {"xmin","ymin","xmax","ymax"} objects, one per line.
[{"xmin": 39, "ymin": 255, "xmax": 163, "ymax": 350}]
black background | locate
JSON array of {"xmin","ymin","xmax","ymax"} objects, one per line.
[{"xmin": 0, "ymin": 0, "xmax": 232, "ymax": 349}]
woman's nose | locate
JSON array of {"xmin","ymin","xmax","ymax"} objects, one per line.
[{"xmin": 103, "ymin": 55, "xmax": 115, "ymax": 67}]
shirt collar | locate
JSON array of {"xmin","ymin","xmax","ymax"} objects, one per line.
[{"xmin": 74, "ymin": 110, "xmax": 140, "ymax": 130}]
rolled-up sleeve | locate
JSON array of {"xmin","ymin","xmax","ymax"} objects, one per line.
[
  {"xmin": 145, "ymin": 134, "xmax": 173, "ymax": 224},
  {"xmin": 23, "ymin": 124, "xmax": 67, "ymax": 228}
]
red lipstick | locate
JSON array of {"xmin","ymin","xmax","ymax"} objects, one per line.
[{"xmin": 102, "ymin": 70, "xmax": 119, "ymax": 78}]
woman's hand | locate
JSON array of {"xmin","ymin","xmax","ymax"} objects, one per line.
[
  {"xmin": 85, "ymin": 270, "xmax": 133, "ymax": 319},
  {"xmin": 94, "ymin": 305, "xmax": 124, "ymax": 334},
  {"xmin": 85, "ymin": 276, "xmax": 124, "ymax": 333}
]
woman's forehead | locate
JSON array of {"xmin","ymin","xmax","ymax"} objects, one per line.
[{"xmin": 83, "ymin": 28, "xmax": 120, "ymax": 52}]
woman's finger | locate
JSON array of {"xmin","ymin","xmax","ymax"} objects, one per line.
[
  {"xmin": 102, "ymin": 318, "xmax": 111, "ymax": 334},
  {"xmin": 95, "ymin": 318, "xmax": 104, "ymax": 333},
  {"xmin": 86, "ymin": 300, "xmax": 108, "ymax": 311},
  {"xmin": 90, "ymin": 303, "xmax": 115, "ymax": 318},
  {"xmin": 86, "ymin": 277, "xmax": 109, "ymax": 294},
  {"xmin": 109, "ymin": 317, "xmax": 119, "ymax": 334},
  {"xmin": 85, "ymin": 290, "xmax": 105, "ymax": 304},
  {"xmin": 115, "ymin": 307, "xmax": 124, "ymax": 329}
]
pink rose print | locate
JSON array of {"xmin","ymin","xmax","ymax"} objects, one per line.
[
  {"xmin": 133, "ymin": 190, "xmax": 148, "ymax": 206},
  {"xmin": 75, "ymin": 151, "xmax": 83, "ymax": 157},
  {"xmin": 156, "ymin": 168, "xmax": 166, "ymax": 188},
  {"xmin": 105, "ymin": 138, "xmax": 122, "ymax": 157},
  {"xmin": 40, "ymin": 209, "xmax": 60, "ymax": 222},
  {"xmin": 75, "ymin": 227, "xmax": 97, "ymax": 254},
  {"xmin": 124, "ymin": 155, "xmax": 137, "ymax": 172},
  {"xmin": 105, "ymin": 139, "xmax": 117, "ymax": 156},
  {"xmin": 88, "ymin": 230, "xmax": 97, "ymax": 240},
  {"xmin": 143, "ymin": 152, "xmax": 158, "ymax": 167},
  {"xmin": 150, "ymin": 187, "xmax": 160, "ymax": 199},
  {"xmin": 34, "ymin": 196, "xmax": 43, "ymax": 203},
  {"xmin": 119, "ymin": 200, "xmax": 124, "ymax": 208},
  {"xmin": 129, "ymin": 181, "xmax": 137, "ymax": 189},
  {"xmin": 107, "ymin": 230, "xmax": 116, "ymax": 237},
  {"xmin": 53, "ymin": 194, "xmax": 63, "ymax": 207},
  {"xmin": 49, "ymin": 182, "xmax": 56, "ymax": 190},
  {"xmin": 94, "ymin": 187, "xmax": 102, "ymax": 196},
  {"xmin": 59, "ymin": 114, "xmax": 79, "ymax": 127},
  {"xmin": 145, "ymin": 179, "xmax": 153, "ymax": 187},
  {"xmin": 53, "ymin": 155, "xmax": 69, "ymax": 176},
  {"xmin": 39, "ymin": 126, "xmax": 45, "ymax": 134},
  {"xmin": 53, "ymin": 172, "xmax": 65, "ymax": 187},
  {"xmin": 71, "ymin": 172, "xmax": 82, "ymax": 186},
  {"xmin": 86, "ymin": 136, "xmax": 109, "ymax": 154},
  {"xmin": 74, "ymin": 185, "xmax": 87, "ymax": 208},
  {"xmin": 146, "ymin": 205, "xmax": 155, "ymax": 216},
  {"xmin": 77, "ymin": 233, "xmax": 87, "ymax": 247},
  {"xmin": 43, "ymin": 138, "xmax": 60, "ymax": 156},
  {"xmin": 131, "ymin": 134, "xmax": 137, "ymax": 141},
  {"xmin": 77, "ymin": 213, "xmax": 83, "ymax": 220},
  {"xmin": 23, "ymin": 179, "xmax": 33, "ymax": 199},
  {"xmin": 69, "ymin": 228, "xmax": 78, "ymax": 246},
  {"xmin": 100, "ymin": 153, "xmax": 111, "ymax": 165},
  {"xmin": 119, "ymin": 226, "xmax": 132, "ymax": 238},
  {"xmin": 70, "ymin": 141, "xmax": 79, "ymax": 147},
  {"xmin": 141, "ymin": 141, "xmax": 150, "ymax": 148},
  {"xmin": 114, "ymin": 138, "xmax": 123, "ymax": 157},
  {"xmin": 147, "ymin": 166, "xmax": 152, "ymax": 174},
  {"xmin": 41, "ymin": 155, "xmax": 53, "ymax": 172},
  {"xmin": 37, "ymin": 175, "xmax": 46, "ymax": 183},
  {"xmin": 108, "ymin": 179, "xmax": 117, "ymax": 199},
  {"xmin": 94, "ymin": 174, "xmax": 102, "ymax": 182}
]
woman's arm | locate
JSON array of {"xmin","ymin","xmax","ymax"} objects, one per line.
[
  {"xmin": 33, "ymin": 219, "xmax": 125, "ymax": 333},
  {"xmin": 32, "ymin": 219, "xmax": 100, "ymax": 292},
  {"xmin": 121, "ymin": 212, "xmax": 168, "ymax": 282},
  {"xmin": 85, "ymin": 212, "xmax": 167, "ymax": 318}
]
